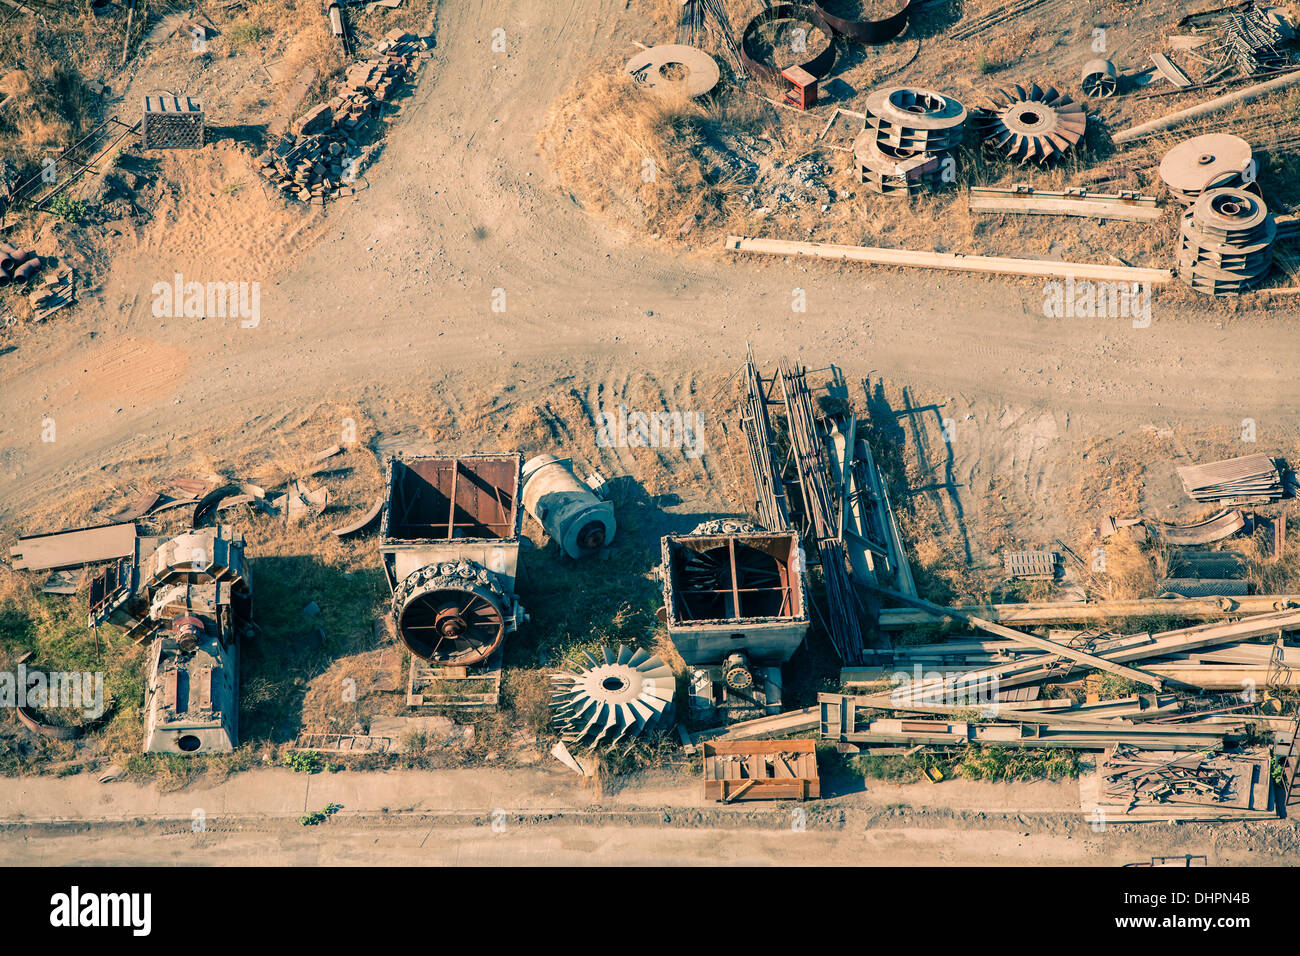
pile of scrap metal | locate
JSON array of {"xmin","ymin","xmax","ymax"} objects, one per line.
[
  {"xmin": 1170, "ymin": 2, "xmax": 1297, "ymax": 80},
  {"xmin": 1177, "ymin": 453, "xmax": 1285, "ymax": 502},
  {"xmin": 256, "ymin": 31, "xmax": 429, "ymax": 204},
  {"xmin": 0, "ymin": 241, "xmax": 41, "ymax": 286},
  {"xmin": 738, "ymin": 354, "xmax": 903, "ymax": 667},
  {"xmin": 89, "ymin": 526, "xmax": 252, "ymax": 754},
  {"xmin": 378, "ymin": 454, "xmax": 525, "ymax": 709},
  {"xmin": 732, "ymin": 356, "xmax": 916, "ymax": 669},
  {"xmin": 1081, "ymin": 745, "xmax": 1278, "ymax": 821}
]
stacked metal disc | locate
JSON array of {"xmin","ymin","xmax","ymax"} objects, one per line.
[
  {"xmin": 550, "ymin": 645, "xmax": 676, "ymax": 749},
  {"xmin": 973, "ymin": 83, "xmax": 1087, "ymax": 165},
  {"xmin": 859, "ymin": 86, "xmax": 966, "ymax": 196},
  {"xmin": 1176, "ymin": 187, "xmax": 1275, "ymax": 296},
  {"xmin": 1159, "ymin": 134, "xmax": 1254, "ymax": 207}
]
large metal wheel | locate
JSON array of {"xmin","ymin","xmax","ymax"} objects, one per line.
[
  {"xmin": 394, "ymin": 564, "xmax": 508, "ymax": 666},
  {"xmin": 974, "ymin": 83, "xmax": 1086, "ymax": 165}
]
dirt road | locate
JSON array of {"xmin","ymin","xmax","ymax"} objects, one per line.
[
  {"xmin": 1, "ymin": 0, "xmax": 1299, "ymax": 523},
  {"xmin": 3, "ymin": 767, "xmax": 1291, "ymax": 865}
]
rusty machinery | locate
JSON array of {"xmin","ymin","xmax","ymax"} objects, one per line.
[
  {"xmin": 1080, "ymin": 58, "xmax": 1119, "ymax": 98},
  {"xmin": 858, "ymin": 86, "xmax": 967, "ymax": 195},
  {"xmin": 89, "ymin": 526, "xmax": 251, "ymax": 754},
  {"xmin": 521, "ymin": 454, "xmax": 616, "ymax": 559},
  {"xmin": 973, "ymin": 83, "xmax": 1087, "ymax": 165},
  {"xmin": 550, "ymin": 645, "xmax": 676, "ymax": 749},
  {"xmin": 660, "ymin": 521, "xmax": 809, "ymax": 724},
  {"xmin": 1177, "ymin": 185, "xmax": 1276, "ymax": 295},
  {"xmin": 739, "ymin": 4, "xmax": 837, "ymax": 87},
  {"xmin": 379, "ymin": 455, "xmax": 525, "ymax": 669}
]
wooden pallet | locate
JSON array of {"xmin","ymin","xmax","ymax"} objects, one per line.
[
  {"xmin": 702, "ymin": 739, "xmax": 819, "ymax": 802},
  {"xmin": 407, "ymin": 649, "xmax": 502, "ymax": 710}
]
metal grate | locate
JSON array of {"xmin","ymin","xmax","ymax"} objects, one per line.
[
  {"xmin": 1003, "ymin": 550, "xmax": 1057, "ymax": 579},
  {"xmin": 142, "ymin": 97, "xmax": 205, "ymax": 150}
]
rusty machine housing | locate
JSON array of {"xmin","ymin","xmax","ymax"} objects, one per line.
[
  {"xmin": 89, "ymin": 526, "xmax": 250, "ymax": 754},
  {"xmin": 379, "ymin": 455, "xmax": 525, "ymax": 707},
  {"xmin": 661, "ymin": 525, "xmax": 809, "ymax": 724}
]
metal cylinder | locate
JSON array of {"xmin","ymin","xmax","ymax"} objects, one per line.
[
  {"xmin": 521, "ymin": 454, "xmax": 615, "ymax": 559},
  {"xmin": 1080, "ymin": 58, "xmax": 1118, "ymax": 98},
  {"xmin": 0, "ymin": 241, "xmax": 21, "ymax": 272},
  {"xmin": 11, "ymin": 257, "xmax": 41, "ymax": 282}
]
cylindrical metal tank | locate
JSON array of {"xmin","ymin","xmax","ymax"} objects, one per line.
[{"xmin": 521, "ymin": 454, "xmax": 615, "ymax": 559}]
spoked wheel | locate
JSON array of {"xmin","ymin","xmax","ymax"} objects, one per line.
[{"xmin": 394, "ymin": 568, "xmax": 507, "ymax": 666}]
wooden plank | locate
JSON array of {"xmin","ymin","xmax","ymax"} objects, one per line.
[
  {"xmin": 877, "ymin": 595, "xmax": 1300, "ymax": 628},
  {"xmin": 970, "ymin": 194, "xmax": 1163, "ymax": 222},
  {"xmin": 866, "ymin": 584, "xmax": 1168, "ymax": 690},
  {"xmin": 724, "ymin": 235, "xmax": 1175, "ymax": 284}
]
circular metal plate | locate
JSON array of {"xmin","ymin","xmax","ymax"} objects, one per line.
[
  {"xmin": 625, "ymin": 44, "xmax": 721, "ymax": 98},
  {"xmin": 1159, "ymin": 133, "xmax": 1252, "ymax": 197}
]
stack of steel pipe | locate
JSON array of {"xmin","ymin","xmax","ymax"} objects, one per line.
[
  {"xmin": 0, "ymin": 242, "xmax": 41, "ymax": 287},
  {"xmin": 740, "ymin": 353, "xmax": 791, "ymax": 533},
  {"xmin": 777, "ymin": 357, "xmax": 866, "ymax": 665}
]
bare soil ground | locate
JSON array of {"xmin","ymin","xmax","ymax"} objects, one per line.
[{"xmin": 2, "ymin": 0, "xmax": 1300, "ymax": 858}]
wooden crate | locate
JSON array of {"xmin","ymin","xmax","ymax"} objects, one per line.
[{"xmin": 702, "ymin": 739, "xmax": 820, "ymax": 802}]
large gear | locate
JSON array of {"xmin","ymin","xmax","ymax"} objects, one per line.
[
  {"xmin": 973, "ymin": 83, "xmax": 1087, "ymax": 165},
  {"xmin": 550, "ymin": 645, "xmax": 676, "ymax": 749}
]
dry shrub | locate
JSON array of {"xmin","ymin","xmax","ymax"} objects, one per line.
[{"xmin": 538, "ymin": 67, "xmax": 770, "ymax": 241}]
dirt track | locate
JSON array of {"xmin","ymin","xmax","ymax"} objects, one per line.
[
  {"xmin": 3, "ymin": 767, "xmax": 1294, "ymax": 865},
  {"xmin": 1, "ymin": 0, "xmax": 1299, "ymax": 523}
]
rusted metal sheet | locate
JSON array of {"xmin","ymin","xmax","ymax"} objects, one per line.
[
  {"xmin": 10, "ymin": 523, "xmax": 138, "ymax": 571},
  {"xmin": 739, "ymin": 4, "xmax": 836, "ymax": 85},
  {"xmin": 331, "ymin": 495, "xmax": 386, "ymax": 537},
  {"xmin": 812, "ymin": 0, "xmax": 910, "ymax": 44},
  {"xmin": 1148, "ymin": 508, "xmax": 1246, "ymax": 545}
]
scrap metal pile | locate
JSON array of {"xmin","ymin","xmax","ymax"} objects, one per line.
[
  {"xmin": 737, "ymin": 355, "xmax": 916, "ymax": 666},
  {"xmin": 257, "ymin": 31, "xmax": 428, "ymax": 205},
  {"xmin": 1083, "ymin": 745, "xmax": 1277, "ymax": 821},
  {"xmin": 1177, "ymin": 452, "xmax": 1285, "ymax": 502}
]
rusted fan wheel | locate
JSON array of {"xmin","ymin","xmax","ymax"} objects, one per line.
[{"xmin": 974, "ymin": 83, "xmax": 1087, "ymax": 165}]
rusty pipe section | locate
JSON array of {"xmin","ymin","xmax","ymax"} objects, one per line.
[
  {"xmin": 813, "ymin": 0, "xmax": 911, "ymax": 44},
  {"xmin": 740, "ymin": 4, "xmax": 837, "ymax": 85},
  {"xmin": 522, "ymin": 454, "xmax": 615, "ymax": 559}
]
